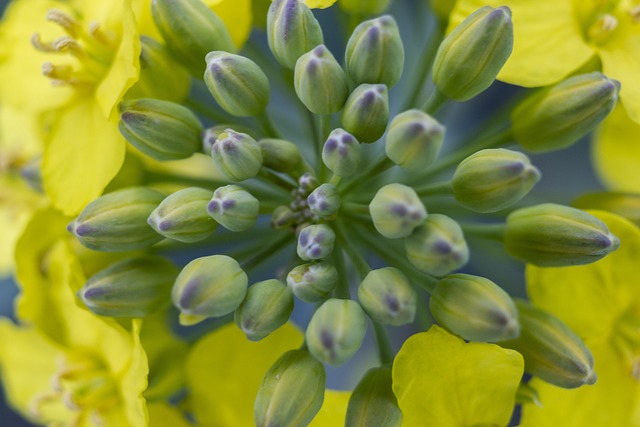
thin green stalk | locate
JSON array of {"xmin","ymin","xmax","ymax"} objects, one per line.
[
  {"xmin": 460, "ymin": 222, "xmax": 506, "ymax": 242},
  {"xmin": 334, "ymin": 222, "xmax": 371, "ymax": 279},
  {"xmin": 342, "ymin": 202, "xmax": 370, "ymax": 216},
  {"xmin": 257, "ymin": 111, "xmax": 283, "ymax": 139},
  {"xmin": 372, "ymin": 321, "xmax": 394, "ymax": 365},
  {"xmin": 316, "ymin": 114, "xmax": 331, "ymax": 180},
  {"xmin": 341, "ymin": 156, "xmax": 395, "ymax": 197},
  {"xmin": 332, "ymin": 245, "xmax": 351, "ymax": 299},
  {"xmin": 420, "ymin": 88, "xmax": 448, "ymax": 115},
  {"xmin": 185, "ymin": 97, "xmax": 233, "ymax": 123},
  {"xmin": 239, "ymin": 232, "xmax": 293, "ymax": 271},
  {"xmin": 414, "ymin": 180, "xmax": 453, "ymax": 197},
  {"xmin": 258, "ymin": 168, "xmax": 297, "ymax": 192},
  {"xmin": 144, "ymin": 170, "xmax": 227, "ymax": 189}
]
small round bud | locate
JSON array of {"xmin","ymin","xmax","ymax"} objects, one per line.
[
  {"xmin": 259, "ymin": 138, "xmax": 303, "ymax": 173},
  {"xmin": 307, "ymin": 183, "xmax": 341, "ymax": 219},
  {"xmin": 68, "ymin": 187, "xmax": 165, "ymax": 252},
  {"xmin": 202, "ymin": 124, "xmax": 255, "ymax": 154},
  {"xmin": 207, "ymin": 185, "xmax": 259, "ymax": 232},
  {"xmin": 297, "ymin": 224, "xmax": 336, "ymax": 261},
  {"xmin": 339, "ymin": 0, "xmax": 391, "ymax": 15},
  {"xmin": 204, "ymin": 52, "xmax": 270, "ymax": 117},
  {"xmin": 346, "ymin": 367, "xmax": 402, "ymax": 427},
  {"xmin": 235, "ymin": 279, "xmax": 294, "ymax": 341},
  {"xmin": 322, "ymin": 128, "xmax": 361, "ymax": 177},
  {"xmin": 286, "ymin": 262, "xmax": 338, "ymax": 303},
  {"xmin": 298, "ymin": 172, "xmax": 319, "ymax": 193},
  {"xmin": 357, "ymin": 267, "xmax": 417, "ymax": 326},
  {"xmin": 211, "ymin": 129, "xmax": 263, "ymax": 181},
  {"xmin": 271, "ymin": 205, "xmax": 296, "ymax": 229},
  {"xmin": 306, "ymin": 298, "xmax": 367, "ymax": 365},
  {"xmin": 430, "ymin": 274, "xmax": 520, "ymax": 342},
  {"xmin": 404, "ymin": 214, "xmax": 469, "ymax": 276},
  {"xmin": 504, "ymin": 203, "xmax": 620, "ymax": 266},
  {"xmin": 452, "ymin": 148, "xmax": 541, "ymax": 213},
  {"xmin": 341, "ymin": 84, "xmax": 389, "ymax": 143},
  {"xmin": 369, "ymin": 183, "xmax": 427, "ymax": 239},
  {"xmin": 385, "ymin": 109, "xmax": 445, "ymax": 171}
]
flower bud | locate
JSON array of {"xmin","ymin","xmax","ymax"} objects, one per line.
[
  {"xmin": 341, "ymin": 84, "xmax": 389, "ymax": 143},
  {"xmin": 79, "ymin": 255, "xmax": 177, "ymax": 318},
  {"xmin": 118, "ymin": 98, "xmax": 202, "ymax": 161},
  {"xmin": 271, "ymin": 205, "xmax": 296, "ymax": 229},
  {"xmin": 357, "ymin": 267, "xmax": 416, "ymax": 326},
  {"xmin": 432, "ymin": 6, "xmax": 513, "ymax": 101},
  {"xmin": 345, "ymin": 367, "xmax": 402, "ymax": 427},
  {"xmin": 339, "ymin": 0, "xmax": 391, "ymax": 15},
  {"xmin": 286, "ymin": 262, "xmax": 338, "ymax": 303},
  {"xmin": 211, "ymin": 129, "xmax": 263, "ymax": 181},
  {"xmin": 235, "ymin": 279, "xmax": 294, "ymax": 341},
  {"xmin": 306, "ymin": 298, "xmax": 367, "ymax": 365},
  {"xmin": 204, "ymin": 52, "xmax": 270, "ymax": 117},
  {"xmin": 148, "ymin": 187, "xmax": 216, "ymax": 243},
  {"xmin": 504, "ymin": 203, "xmax": 620, "ymax": 266},
  {"xmin": 172, "ymin": 255, "xmax": 248, "ymax": 325},
  {"xmin": 255, "ymin": 349, "xmax": 325, "ymax": 427},
  {"xmin": 68, "ymin": 187, "xmax": 164, "ymax": 252},
  {"xmin": 259, "ymin": 138, "xmax": 303, "ymax": 173},
  {"xmin": 298, "ymin": 172, "xmax": 319, "ymax": 193},
  {"xmin": 152, "ymin": 0, "xmax": 235, "ymax": 76},
  {"xmin": 322, "ymin": 128, "xmax": 361, "ymax": 177},
  {"xmin": 297, "ymin": 224, "xmax": 336, "ymax": 260},
  {"xmin": 267, "ymin": 0, "xmax": 324, "ymax": 69},
  {"xmin": 404, "ymin": 214, "xmax": 469, "ymax": 276},
  {"xmin": 452, "ymin": 149, "xmax": 541, "ymax": 213},
  {"xmin": 202, "ymin": 124, "xmax": 255, "ymax": 154},
  {"xmin": 294, "ymin": 45, "xmax": 350, "ymax": 114},
  {"xmin": 502, "ymin": 300, "xmax": 596, "ymax": 389},
  {"xmin": 430, "ymin": 274, "xmax": 520, "ymax": 342},
  {"xmin": 345, "ymin": 15, "xmax": 404, "ymax": 87},
  {"xmin": 207, "ymin": 185, "xmax": 259, "ymax": 232},
  {"xmin": 511, "ymin": 72, "xmax": 619, "ymax": 152},
  {"xmin": 307, "ymin": 183, "xmax": 341, "ymax": 219},
  {"xmin": 385, "ymin": 109, "xmax": 445, "ymax": 171},
  {"xmin": 369, "ymin": 183, "xmax": 427, "ymax": 239}
]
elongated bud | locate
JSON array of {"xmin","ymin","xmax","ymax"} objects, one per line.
[
  {"xmin": 306, "ymin": 298, "xmax": 367, "ymax": 365},
  {"xmin": 255, "ymin": 350, "xmax": 326, "ymax": 427},
  {"xmin": 172, "ymin": 255, "xmax": 248, "ymax": 325},
  {"xmin": 342, "ymin": 84, "xmax": 389, "ymax": 143},
  {"xmin": 504, "ymin": 203, "xmax": 619, "ymax": 266},
  {"xmin": 346, "ymin": 367, "xmax": 402, "ymax": 427},
  {"xmin": 404, "ymin": 214, "xmax": 469, "ymax": 276},
  {"xmin": 297, "ymin": 224, "xmax": 336, "ymax": 260},
  {"xmin": 385, "ymin": 109, "xmax": 445, "ymax": 171},
  {"xmin": 322, "ymin": 128, "xmax": 361, "ymax": 177},
  {"xmin": 452, "ymin": 149, "xmax": 541, "ymax": 213},
  {"xmin": 286, "ymin": 262, "xmax": 337, "ymax": 302},
  {"xmin": 430, "ymin": 274, "xmax": 520, "ymax": 342},
  {"xmin": 204, "ymin": 52, "xmax": 270, "ymax": 117},
  {"xmin": 369, "ymin": 183, "xmax": 427, "ymax": 239},
  {"xmin": 259, "ymin": 138, "xmax": 303, "ymax": 173},
  {"xmin": 295, "ymin": 45, "xmax": 349, "ymax": 114},
  {"xmin": 267, "ymin": 0, "xmax": 324, "ymax": 69},
  {"xmin": 148, "ymin": 187, "xmax": 216, "ymax": 243},
  {"xmin": 79, "ymin": 255, "xmax": 177, "ymax": 318},
  {"xmin": 118, "ymin": 98, "xmax": 202, "ymax": 161},
  {"xmin": 207, "ymin": 185, "xmax": 259, "ymax": 232},
  {"xmin": 345, "ymin": 15, "xmax": 404, "ymax": 87},
  {"xmin": 307, "ymin": 183, "xmax": 341, "ymax": 219},
  {"xmin": 235, "ymin": 279, "xmax": 294, "ymax": 341},
  {"xmin": 68, "ymin": 187, "xmax": 164, "ymax": 252},
  {"xmin": 511, "ymin": 72, "xmax": 619, "ymax": 152},
  {"xmin": 211, "ymin": 129, "xmax": 263, "ymax": 181},
  {"xmin": 339, "ymin": 0, "xmax": 391, "ymax": 15},
  {"xmin": 502, "ymin": 300, "xmax": 596, "ymax": 389},
  {"xmin": 151, "ymin": 0, "xmax": 235, "ymax": 76},
  {"xmin": 433, "ymin": 6, "xmax": 513, "ymax": 101},
  {"xmin": 358, "ymin": 267, "xmax": 417, "ymax": 326}
]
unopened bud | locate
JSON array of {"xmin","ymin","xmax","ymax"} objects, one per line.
[
  {"xmin": 322, "ymin": 128, "xmax": 361, "ymax": 177},
  {"xmin": 307, "ymin": 183, "xmax": 341, "ymax": 219},
  {"xmin": 295, "ymin": 45, "xmax": 349, "ymax": 114},
  {"xmin": 202, "ymin": 124, "xmax": 255, "ymax": 154},
  {"xmin": 286, "ymin": 262, "xmax": 338, "ymax": 302},
  {"xmin": 341, "ymin": 84, "xmax": 389, "ymax": 143},
  {"xmin": 358, "ymin": 267, "xmax": 417, "ymax": 326},
  {"xmin": 235, "ymin": 279, "xmax": 294, "ymax": 341},
  {"xmin": 385, "ymin": 109, "xmax": 445, "ymax": 171},
  {"xmin": 259, "ymin": 138, "xmax": 303, "ymax": 173},
  {"xmin": 207, "ymin": 185, "xmax": 259, "ymax": 232},
  {"xmin": 211, "ymin": 129, "xmax": 263, "ymax": 181},
  {"xmin": 345, "ymin": 367, "xmax": 402, "ymax": 427},
  {"xmin": 297, "ymin": 224, "xmax": 336, "ymax": 260},
  {"xmin": 339, "ymin": 0, "xmax": 391, "ymax": 15},
  {"xmin": 369, "ymin": 183, "xmax": 427, "ymax": 239},
  {"xmin": 271, "ymin": 205, "xmax": 296, "ymax": 229},
  {"xmin": 299, "ymin": 172, "xmax": 319, "ymax": 193}
]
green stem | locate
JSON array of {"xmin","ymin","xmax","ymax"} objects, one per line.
[
  {"xmin": 335, "ymin": 222, "xmax": 371, "ymax": 279},
  {"xmin": 342, "ymin": 202, "xmax": 370, "ymax": 216},
  {"xmin": 332, "ymin": 245, "xmax": 351, "ymax": 299},
  {"xmin": 341, "ymin": 156, "xmax": 395, "ymax": 196},
  {"xmin": 144, "ymin": 170, "xmax": 227, "ymax": 189},
  {"xmin": 420, "ymin": 88, "xmax": 448, "ymax": 115},
  {"xmin": 185, "ymin": 97, "xmax": 233, "ymax": 124},
  {"xmin": 414, "ymin": 180, "xmax": 452, "ymax": 197},
  {"xmin": 239, "ymin": 232, "xmax": 293, "ymax": 271},
  {"xmin": 257, "ymin": 111, "xmax": 283, "ymax": 139},
  {"xmin": 258, "ymin": 168, "xmax": 297, "ymax": 192},
  {"xmin": 460, "ymin": 222, "xmax": 506, "ymax": 242},
  {"xmin": 372, "ymin": 321, "xmax": 394, "ymax": 365},
  {"xmin": 316, "ymin": 114, "xmax": 331, "ymax": 180}
]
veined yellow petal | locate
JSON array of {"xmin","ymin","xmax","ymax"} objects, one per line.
[
  {"xmin": 309, "ymin": 390, "xmax": 350, "ymax": 426},
  {"xmin": 204, "ymin": 0, "xmax": 253, "ymax": 49}
]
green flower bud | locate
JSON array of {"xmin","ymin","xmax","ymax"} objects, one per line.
[
  {"xmin": 151, "ymin": 0, "xmax": 235, "ymax": 76},
  {"xmin": 369, "ymin": 183, "xmax": 427, "ymax": 239},
  {"xmin": 297, "ymin": 224, "xmax": 336, "ymax": 260},
  {"xmin": 211, "ymin": 129, "xmax": 263, "ymax": 181},
  {"xmin": 307, "ymin": 183, "xmax": 341, "ymax": 219},
  {"xmin": 172, "ymin": 255, "xmax": 248, "ymax": 325},
  {"xmin": 271, "ymin": 205, "xmax": 296, "ymax": 229},
  {"xmin": 404, "ymin": 214, "xmax": 469, "ymax": 276},
  {"xmin": 430, "ymin": 274, "xmax": 520, "ymax": 342},
  {"xmin": 502, "ymin": 300, "xmax": 596, "ymax": 389},
  {"xmin": 68, "ymin": 187, "xmax": 165, "ymax": 252},
  {"xmin": 202, "ymin": 124, "xmax": 256, "ymax": 154},
  {"xmin": 432, "ymin": 6, "xmax": 513, "ymax": 101},
  {"xmin": 322, "ymin": 128, "xmax": 362, "ymax": 177},
  {"xmin": 118, "ymin": 98, "xmax": 202, "ymax": 161},
  {"xmin": 235, "ymin": 279, "xmax": 294, "ymax": 341},
  {"xmin": 79, "ymin": 255, "xmax": 177, "ymax": 318},
  {"xmin": 339, "ymin": 0, "xmax": 391, "ymax": 15},
  {"xmin": 255, "ymin": 349, "xmax": 326, "ymax": 427},
  {"xmin": 385, "ymin": 109, "xmax": 445, "ymax": 171},
  {"xmin": 306, "ymin": 298, "xmax": 367, "ymax": 365},
  {"xmin": 357, "ymin": 267, "xmax": 416, "ymax": 326},
  {"xmin": 207, "ymin": 185, "xmax": 259, "ymax": 232},
  {"xmin": 345, "ymin": 15, "xmax": 404, "ymax": 87},
  {"xmin": 452, "ymin": 148, "xmax": 541, "ymax": 213},
  {"xmin": 342, "ymin": 84, "xmax": 389, "ymax": 143},
  {"xmin": 286, "ymin": 262, "xmax": 338, "ymax": 303},
  {"xmin": 148, "ymin": 187, "xmax": 217, "ymax": 243},
  {"xmin": 511, "ymin": 72, "xmax": 619, "ymax": 152},
  {"xmin": 259, "ymin": 138, "xmax": 303, "ymax": 173},
  {"xmin": 294, "ymin": 45, "xmax": 350, "ymax": 114},
  {"xmin": 204, "ymin": 52, "xmax": 270, "ymax": 117},
  {"xmin": 504, "ymin": 203, "xmax": 620, "ymax": 266},
  {"xmin": 345, "ymin": 367, "xmax": 402, "ymax": 427},
  {"xmin": 267, "ymin": 0, "xmax": 324, "ymax": 69}
]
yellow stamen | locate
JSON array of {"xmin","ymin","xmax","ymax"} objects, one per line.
[
  {"xmin": 46, "ymin": 9, "xmax": 80, "ymax": 37},
  {"xmin": 629, "ymin": 5, "xmax": 640, "ymax": 22},
  {"xmin": 587, "ymin": 14, "xmax": 618, "ymax": 44},
  {"xmin": 87, "ymin": 22, "xmax": 117, "ymax": 48}
]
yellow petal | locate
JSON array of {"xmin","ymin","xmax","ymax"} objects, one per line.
[
  {"xmin": 204, "ymin": 0, "xmax": 253, "ymax": 49},
  {"xmin": 119, "ymin": 319, "xmax": 150, "ymax": 427},
  {"xmin": 392, "ymin": 325, "xmax": 523, "ymax": 427},
  {"xmin": 306, "ymin": 0, "xmax": 338, "ymax": 8},
  {"xmin": 0, "ymin": 106, "xmax": 43, "ymax": 158},
  {"xmin": 309, "ymin": 390, "xmax": 351, "ymax": 427},
  {"xmin": 148, "ymin": 403, "xmax": 191, "ymax": 427}
]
